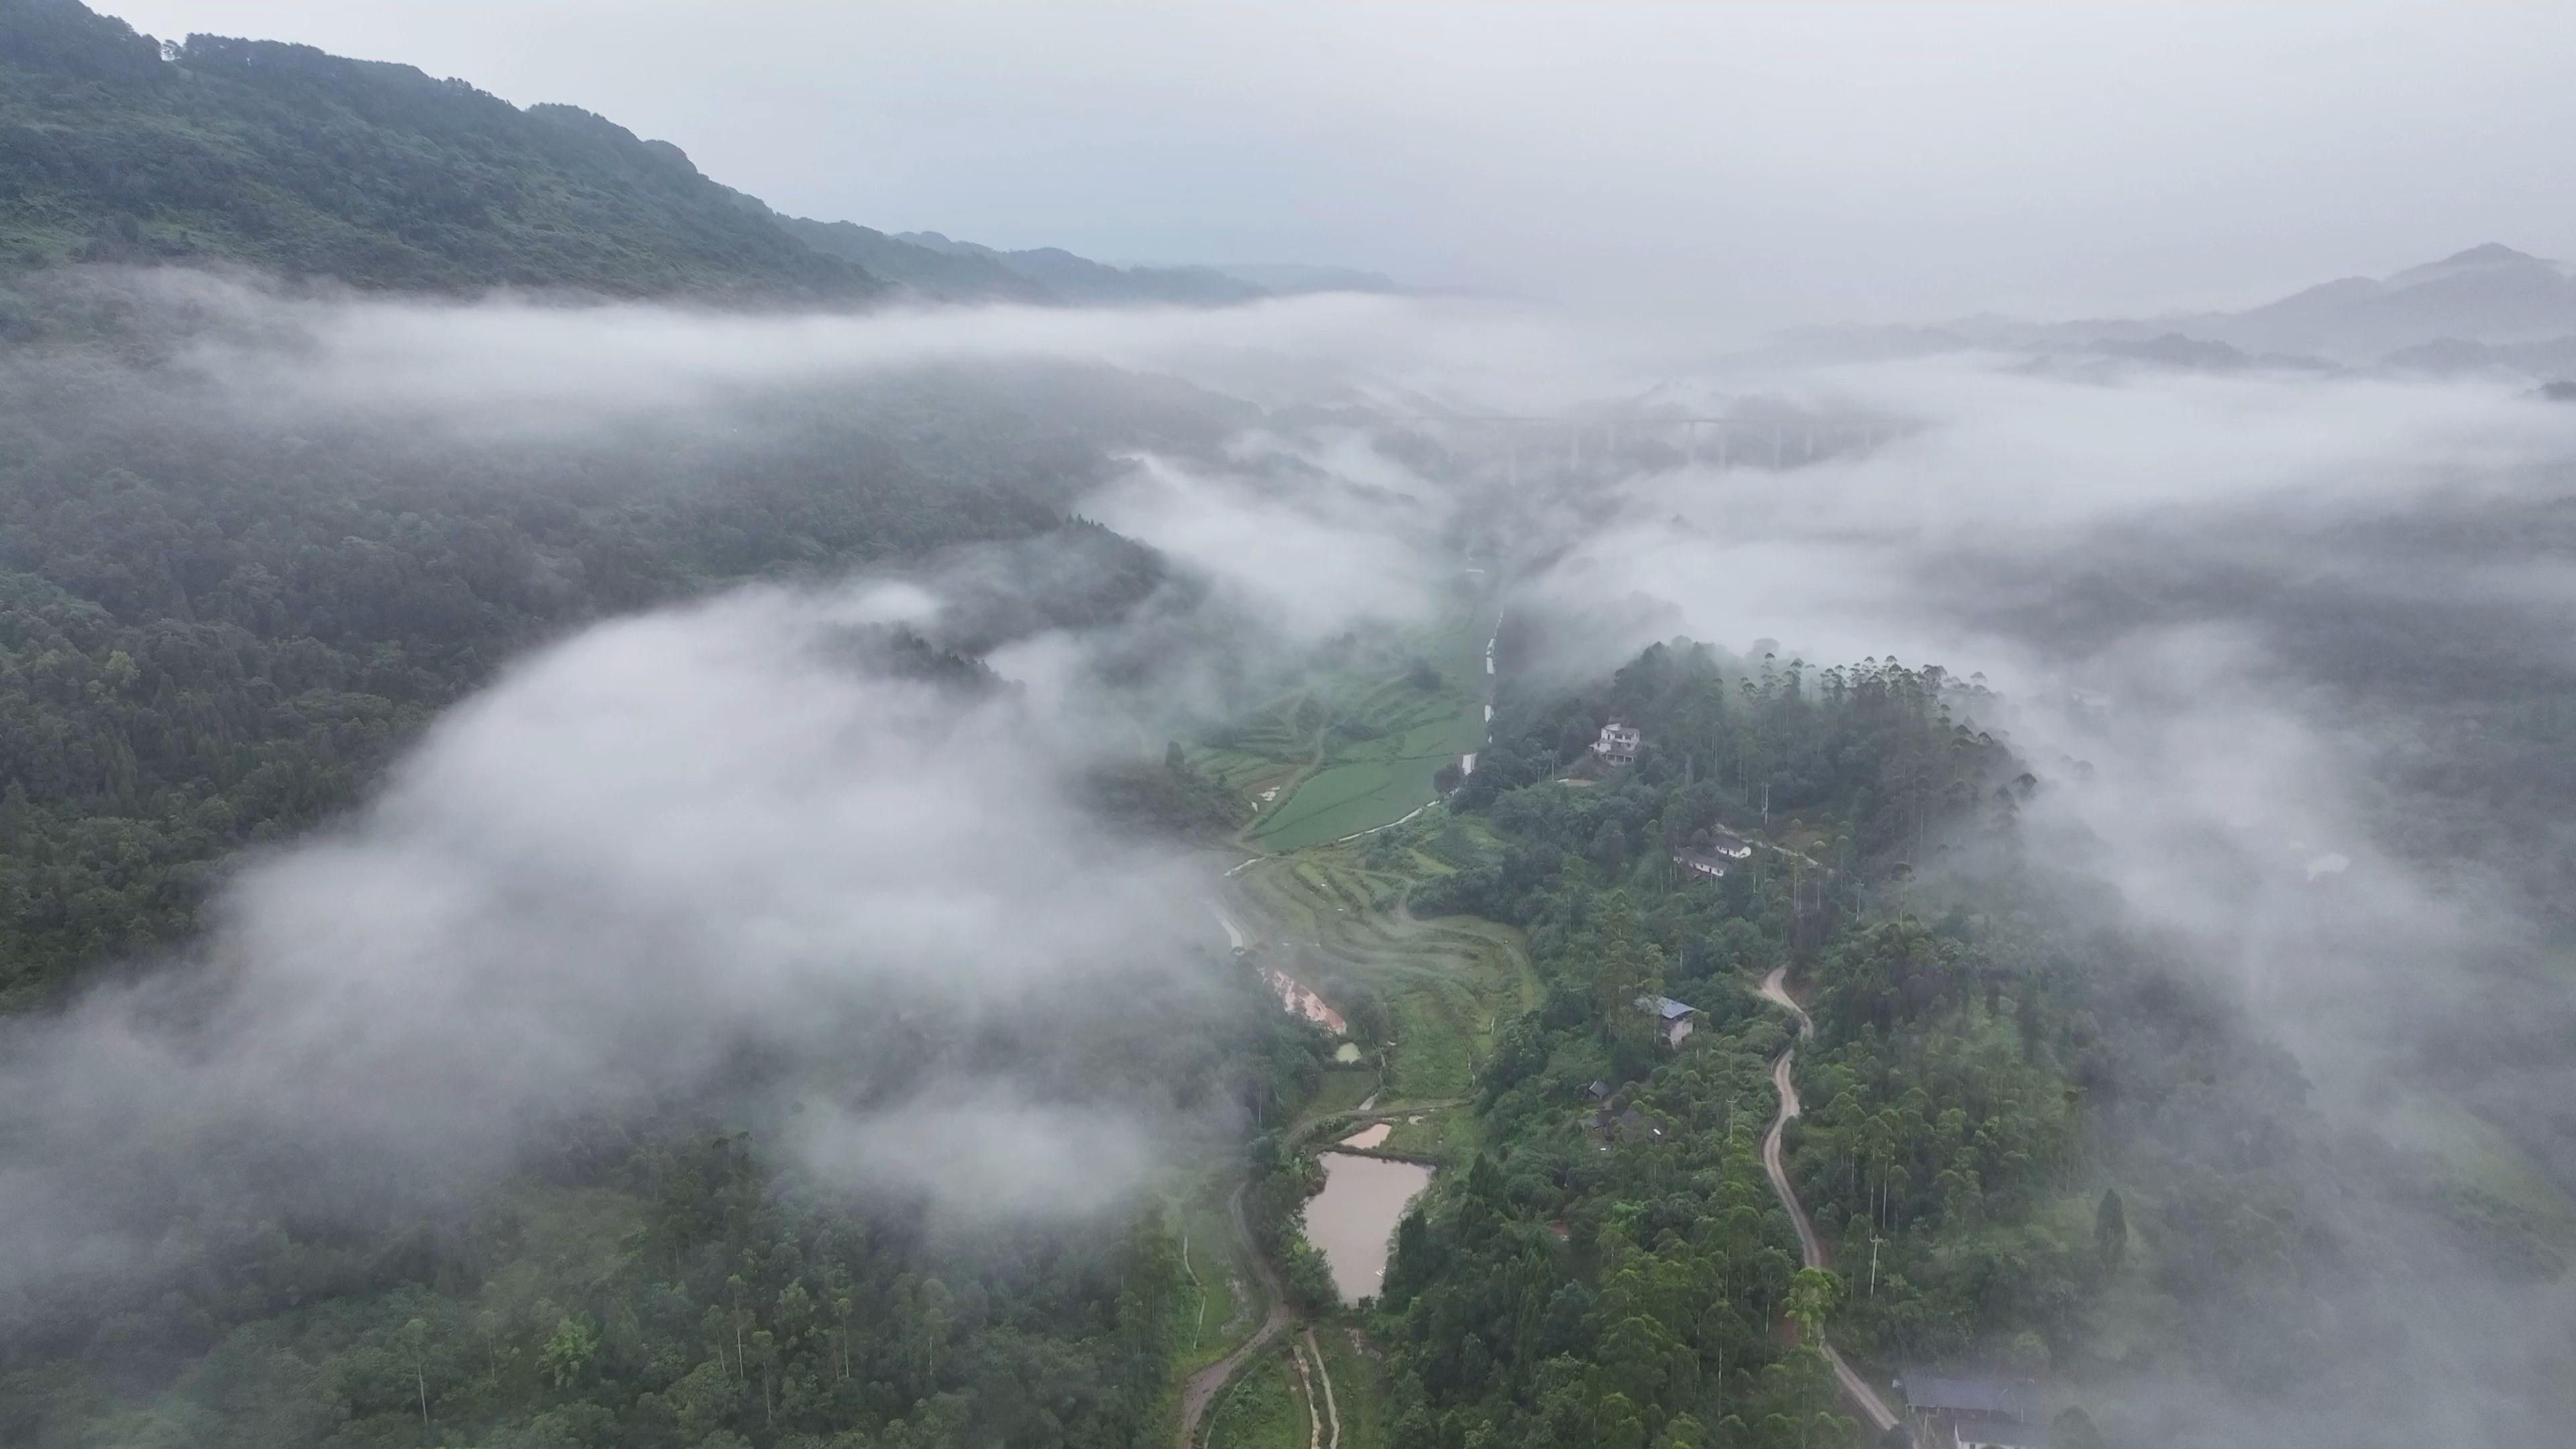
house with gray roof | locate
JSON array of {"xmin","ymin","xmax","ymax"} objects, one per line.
[
  {"xmin": 1633, "ymin": 994, "xmax": 1698, "ymax": 1046},
  {"xmin": 1897, "ymin": 1373, "xmax": 2046, "ymax": 1449}
]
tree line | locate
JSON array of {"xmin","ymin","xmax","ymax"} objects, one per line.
[{"xmin": 1364, "ymin": 635, "xmax": 2569, "ymax": 1448}]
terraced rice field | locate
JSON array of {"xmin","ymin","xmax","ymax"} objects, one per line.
[
  {"xmin": 1236, "ymin": 839, "xmax": 1538, "ymax": 1100},
  {"xmin": 1205, "ymin": 603, "xmax": 1495, "ymax": 853}
]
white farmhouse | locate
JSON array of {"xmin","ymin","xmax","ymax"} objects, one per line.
[{"xmin": 1591, "ymin": 720, "xmax": 1640, "ymax": 766}]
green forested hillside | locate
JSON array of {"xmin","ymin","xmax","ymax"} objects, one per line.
[
  {"xmin": 0, "ymin": 952, "xmax": 1334, "ymax": 1449},
  {"xmin": 0, "ymin": 268, "xmax": 1251, "ymax": 1004},
  {"xmin": 1367, "ymin": 639, "xmax": 2576, "ymax": 1449},
  {"xmin": 777, "ymin": 217, "xmax": 1053, "ymax": 305},
  {"xmin": 0, "ymin": 0, "xmax": 878, "ymax": 300},
  {"xmin": 894, "ymin": 231, "xmax": 1269, "ymax": 308}
]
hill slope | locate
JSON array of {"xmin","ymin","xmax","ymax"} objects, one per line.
[
  {"xmin": 777, "ymin": 213, "xmax": 1053, "ymax": 303},
  {"xmin": 0, "ymin": 0, "xmax": 881, "ymax": 301},
  {"xmin": 2189, "ymin": 243, "xmax": 2576, "ymax": 359},
  {"xmin": 900, "ymin": 229, "xmax": 1269, "ymax": 307},
  {"xmin": 1753, "ymin": 244, "xmax": 2576, "ymax": 374}
]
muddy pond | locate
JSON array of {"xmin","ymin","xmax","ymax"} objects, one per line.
[{"xmin": 1307, "ymin": 1151, "xmax": 1434, "ymax": 1304}]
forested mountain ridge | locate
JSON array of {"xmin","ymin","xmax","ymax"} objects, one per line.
[
  {"xmin": 0, "ymin": 261, "xmax": 1258, "ymax": 1004},
  {"xmin": 2, "ymin": 0, "xmax": 1413, "ymax": 311},
  {"xmin": 896, "ymin": 231, "xmax": 1270, "ymax": 308},
  {"xmin": 776, "ymin": 216, "xmax": 1057, "ymax": 305},
  {"xmin": 0, "ymin": 0, "xmax": 882, "ymax": 301}
]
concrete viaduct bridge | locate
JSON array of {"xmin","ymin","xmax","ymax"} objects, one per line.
[{"xmin": 1378, "ymin": 406, "xmax": 1898, "ymax": 476}]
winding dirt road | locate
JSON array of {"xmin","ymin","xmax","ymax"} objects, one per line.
[
  {"xmin": 1757, "ymin": 967, "xmax": 1902, "ymax": 1434},
  {"xmin": 1179, "ymin": 1181, "xmax": 1294, "ymax": 1446}
]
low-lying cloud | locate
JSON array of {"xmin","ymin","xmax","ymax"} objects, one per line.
[
  {"xmin": 0, "ymin": 582, "xmax": 1231, "ymax": 1303},
  {"xmin": 1512, "ymin": 352, "xmax": 2576, "ymax": 1446}
]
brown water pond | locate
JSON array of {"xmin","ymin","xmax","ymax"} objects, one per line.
[{"xmin": 1308, "ymin": 1151, "xmax": 1434, "ymax": 1304}]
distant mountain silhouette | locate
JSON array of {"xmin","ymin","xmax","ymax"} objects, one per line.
[
  {"xmin": 2191, "ymin": 244, "xmax": 2576, "ymax": 359},
  {"xmin": 1760, "ymin": 244, "xmax": 2576, "ymax": 376},
  {"xmin": 895, "ymin": 231, "xmax": 1267, "ymax": 307},
  {"xmin": 1210, "ymin": 262, "xmax": 1408, "ymax": 296}
]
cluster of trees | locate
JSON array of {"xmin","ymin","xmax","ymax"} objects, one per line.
[
  {"xmin": 1377, "ymin": 1128, "xmax": 1852, "ymax": 1449},
  {"xmin": 0, "ymin": 256, "xmax": 1300, "ymax": 1441},
  {"xmin": 3, "ymin": 961, "xmax": 1336, "ymax": 1448},
  {"xmin": 1367, "ymin": 644, "xmax": 2017, "ymax": 1449},
  {"xmin": 1374, "ymin": 634, "xmax": 2576, "ymax": 1446},
  {"xmin": 1784, "ymin": 918, "xmax": 2088, "ymax": 1368},
  {"xmin": 1454, "ymin": 642, "xmax": 2019, "ymax": 862},
  {"xmin": 0, "ymin": 282, "xmax": 1246, "ymax": 1001}
]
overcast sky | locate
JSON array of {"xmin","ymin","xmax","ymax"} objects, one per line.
[{"xmin": 103, "ymin": 1, "xmax": 2576, "ymax": 333}]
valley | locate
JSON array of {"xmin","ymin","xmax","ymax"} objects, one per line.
[{"xmin": 7, "ymin": 4, "xmax": 2576, "ymax": 1447}]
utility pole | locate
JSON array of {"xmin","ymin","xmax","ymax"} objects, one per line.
[{"xmin": 1868, "ymin": 1235, "xmax": 1883, "ymax": 1297}]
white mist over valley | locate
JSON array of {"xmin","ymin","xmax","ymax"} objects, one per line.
[{"xmin": 4, "ymin": 6, "xmax": 2574, "ymax": 1448}]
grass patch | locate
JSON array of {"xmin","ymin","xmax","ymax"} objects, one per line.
[
  {"xmin": 1171, "ymin": 1183, "xmax": 1263, "ymax": 1379},
  {"xmin": 1387, "ymin": 985, "xmax": 1479, "ymax": 1099},
  {"xmin": 2380, "ymin": 1085, "xmax": 2576, "ymax": 1231},
  {"xmin": 1205, "ymin": 1339, "xmax": 1314, "ymax": 1449},
  {"xmin": 1253, "ymin": 759, "xmax": 1439, "ymax": 851},
  {"xmin": 1309, "ymin": 1066, "xmax": 1381, "ymax": 1122},
  {"xmin": 1316, "ymin": 1328, "xmax": 1387, "ymax": 1449},
  {"xmin": 1238, "ymin": 839, "xmax": 1536, "ymax": 1104},
  {"xmin": 1381, "ymin": 1108, "xmax": 1477, "ymax": 1164},
  {"xmin": 1224, "ymin": 600, "xmax": 1495, "ymax": 851}
]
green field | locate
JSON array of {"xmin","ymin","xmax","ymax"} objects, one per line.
[
  {"xmin": 1204, "ymin": 1339, "xmax": 1317, "ymax": 1449},
  {"xmin": 1175, "ymin": 1192, "xmax": 1252, "ymax": 1371},
  {"xmin": 1195, "ymin": 592, "xmax": 1517, "ymax": 1449},
  {"xmin": 1236, "ymin": 835, "xmax": 1537, "ymax": 1101},
  {"xmin": 1314, "ymin": 1328, "xmax": 1386, "ymax": 1449},
  {"xmin": 1203, "ymin": 598, "xmax": 1495, "ymax": 853},
  {"xmin": 1379, "ymin": 1108, "xmax": 1477, "ymax": 1162},
  {"xmin": 1309, "ymin": 1065, "xmax": 1382, "ymax": 1120},
  {"xmin": 1252, "ymin": 759, "xmax": 1436, "ymax": 852}
]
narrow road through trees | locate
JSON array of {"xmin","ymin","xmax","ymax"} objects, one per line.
[
  {"xmin": 1758, "ymin": 967, "xmax": 1902, "ymax": 1434},
  {"xmin": 1178, "ymin": 1181, "xmax": 1294, "ymax": 1446}
]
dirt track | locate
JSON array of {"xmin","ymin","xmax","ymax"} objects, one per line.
[
  {"xmin": 1178, "ymin": 1180, "xmax": 1294, "ymax": 1446},
  {"xmin": 1758, "ymin": 967, "xmax": 1902, "ymax": 1434}
]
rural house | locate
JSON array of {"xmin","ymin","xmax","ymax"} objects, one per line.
[
  {"xmin": 1896, "ymin": 1374, "xmax": 2045, "ymax": 1449},
  {"xmin": 1591, "ymin": 720, "xmax": 1640, "ymax": 765},
  {"xmin": 1587, "ymin": 1106, "xmax": 1666, "ymax": 1146},
  {"xmin": 1633, "ymin": 994, "xmax": 1698, "ymax": 1046},
  {"xmin": 1672, "ymin": 849, "xmax": 1732, "ymax": 879},
  {"xmin": 1674, "ymin": 828, "xmax": 1756, "ymax": 878}
]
